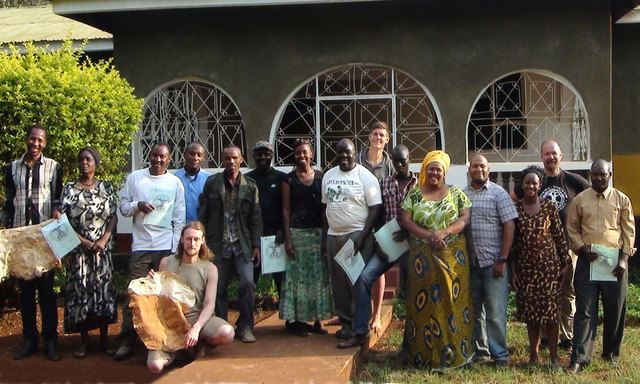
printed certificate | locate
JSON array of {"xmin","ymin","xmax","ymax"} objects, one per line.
[
  {"xmin": 590, "ymin": 244, "xmax": 619, "ymax": 282},
  {"xmin": 261, "ymin": 235, "xmax": 286, "ymax": 274},
  {"xmin": 41, "ymin": 214, "xmax": 81, "ymax": 259},
  {"xmin": 143, "ymin": 187, "xmax": 175, "ymax": 228},
  {"xmin": 374, "ymin": 218, "xmax": 409, "ymax": 263},
  {"xmin": 334, "ymin": 239, "xmax": 365, "ymax": 285}
]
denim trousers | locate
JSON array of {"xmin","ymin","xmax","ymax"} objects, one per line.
[
  {"xmin": 470, "ymin": 264, "xmax": 509, "ymax": 361},
  {"xmin": 352, "ymin": 251, "xmax": 408, "ymax": 336}
]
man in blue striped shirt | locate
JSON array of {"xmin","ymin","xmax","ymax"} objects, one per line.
[{"xmin": 464, "ymin": 155, "xmax": 517, "ymax": 366}]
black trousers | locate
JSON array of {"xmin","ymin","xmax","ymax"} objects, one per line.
[
  {"xmin": 116, "ymin": 250, "xmax": 169, "ymax": 347},
  {"xmin": 18, "ymin": 271, "xmax": 58, "ymax": 342},
  {"xmin": 571, "ymin": 256, "xmax": 628, "ymax": 364}
]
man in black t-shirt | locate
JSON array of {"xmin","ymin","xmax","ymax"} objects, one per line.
[{"xmin": 539, "ymin": 139, "xmax": 590, "ymax": 350}]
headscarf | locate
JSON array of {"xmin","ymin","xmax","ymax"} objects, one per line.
[
  {"xmin": 418, "ymin": 150, "xmax": 450, "ymax": 186},
  {"xmin": 78, "ymin": 146, "xmax": 100, "ymax": 168}
]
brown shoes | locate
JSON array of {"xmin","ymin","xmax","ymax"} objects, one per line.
[{"xmin": 337, "ymin": 334, "xmax": 368, "ymax": 349}]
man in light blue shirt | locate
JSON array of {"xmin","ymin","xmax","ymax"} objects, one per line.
[
  {"xmin": 175, "ymin": 143, "xmax": 211, "ymax": 222},
  {"xmin": 464, "ymin": 155, "xmax": 517, "ymax": 366}
]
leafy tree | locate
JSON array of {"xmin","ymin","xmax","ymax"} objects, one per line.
[
  {"xmin": 0, "ymin": 41, "xmax": 143, "ymax": 201},
  {"xmin": 1, "ymin": 0, "xmax": 50, "ymax": 7}
]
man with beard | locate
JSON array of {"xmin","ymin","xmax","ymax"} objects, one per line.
[
  {"xmin": 112, "ymin": 142, "xmax": 186, "ymax": 361},
  {"xmin": 175, "ymin": 143, "xmax": 211, "ymax": 223},
  {"xmin": 321, "ymin": 138, "xmax": 382, "ymax": 343},
  {"xmin": 538, "ymin": 139, "xmax": 590, "ymax": 349},
  {"xmin": 463, "ymin": 155, "xmax": 517, "ymax": 365},
  {"xmin": 2, "ymin": 124, "xmax": 63, "ymax": 361},
  {"xmin": 200, "ymin": 146, "xmax": 262, "ymax": 343},
  {"xmin": 146, "ymin": 221, "xmax": 235, "ymax": 372},
  {"xmin": 566, "ymin": 160, "xmax": 635, "ymax": 373}
]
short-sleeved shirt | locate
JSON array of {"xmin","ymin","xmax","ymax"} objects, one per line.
[
  {"xmin": 463, "ymin": 181, "xmax": 518, "ymax": 267},
  {"xmin": 174, "ymin": 168, "xmax": 211, "ymax": 223},
  {"xmin": 321, "ymin": 163, "xmax": 382, "ymax": 235},
  {"xmin": 380, "ymin": 172, "xmax": 418, "ymax": 224},
  {"xmin": 285, "ymin": 169, "xmax": 324, "ymax": 229},
  {"xmin": 402, "ymin": 185, "xmax": 472, "ymax": 243},
  {"xmin": 540, "ymin": 169, "xmax": 589, "ymax": 226}
]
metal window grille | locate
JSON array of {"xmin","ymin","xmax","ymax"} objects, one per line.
[
  {"xmin": 137, "ymin": 80, "xmax": 246, "ymax": 169},
  {"xmin": 274, "ymin": 64, "xmax": 442, "ymax": 169},
  {"xmin": 467, "ymin": 72, "xmax": 589, "ymax": 163}
]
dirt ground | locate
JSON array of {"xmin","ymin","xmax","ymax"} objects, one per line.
[{"xmin": 0, "ymin": 300, "xmax": 272, "ymax": 384}]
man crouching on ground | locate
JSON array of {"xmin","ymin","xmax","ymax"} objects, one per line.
[{"xmin": 147, "ymin": 221, "xmax": 235, "ymax": 372}]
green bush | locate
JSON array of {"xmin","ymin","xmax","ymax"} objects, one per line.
[{"xmin": 0, "ymin": 41, "xmax": 143, "ymax": 198}]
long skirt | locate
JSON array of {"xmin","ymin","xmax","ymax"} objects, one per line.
[
  {"xmin": 64, "ymin": 249, "xmax": 117, "ymax": 333},
  {"xmin": 279, "ymin": 227, "xmax": 334, "ymax": 322},
  {"xmin": 405, "ymin": 235, "xmax": 474, "ymax": 371}
]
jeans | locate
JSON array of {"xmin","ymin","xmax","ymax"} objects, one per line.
[
  {"xmin": 215, "ymin": 255, "xmax": 256, "ymax": 331},
  {"xmin": 470, "ymin": 265, "xmax": 509, "ymax": 361},
  {"xmin": 352, "ymin": 251, "xmax": 408, "ymax": 336}
]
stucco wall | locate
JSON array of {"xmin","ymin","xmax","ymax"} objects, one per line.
[
  {"xmin": 109, "ymin": 0, "xmax": 611, "ymax": 166},
  {"xmin": 613, "ymin": 23, "xmax": 640, "ymax": 156}
]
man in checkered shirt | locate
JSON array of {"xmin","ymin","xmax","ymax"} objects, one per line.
[{"xmin": 463, "ymin": 154, "xmax": 518, "ymax": 366}]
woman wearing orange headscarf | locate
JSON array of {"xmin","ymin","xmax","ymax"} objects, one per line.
[{"xmin": 400, "ymin": 150, "xmax": 473, "ymax": 371}]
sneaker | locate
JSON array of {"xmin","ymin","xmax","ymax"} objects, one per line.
[{"xmin": 240, "ymin": 328, "xmax": 256, "ymax": 343}]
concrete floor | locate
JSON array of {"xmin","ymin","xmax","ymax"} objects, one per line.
[{"xmin": 154, "ymin": 304, "xmax": 393, "ymax": 384}]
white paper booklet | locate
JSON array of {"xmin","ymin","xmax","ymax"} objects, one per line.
[
  {"xmin": 589, "ymin": 243, "xmax": 618, "ymax": 282},
  {"xmin": 41, "ymin": 214, "xmax": 81, "ymax": 259},
  {"xmin": 374, "ymin": 218, "xmax": 410, "ymax": 263},
  {"xmin": 143, "ymin": 187, "xmax": 175, "ymax": 228},
  {"xmin": 334, "ymin": 239, "xmax": 365, "ymax": 285},
  {"xmin": 261, "ymin": 235, "xmax": 286, "ymax": 274}
]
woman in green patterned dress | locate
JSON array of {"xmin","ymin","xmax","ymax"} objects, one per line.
[
  {"xmin": 279, "ymin": 139, "xmax": 333, "ymax": 336},
  {"xmin": 400, "ymin": 150, "xmax": 473, "ymax": 371}
]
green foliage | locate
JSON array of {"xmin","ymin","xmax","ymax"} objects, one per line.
[
  {"xmin": 0, "ymin": 0, "xmax": 49, "ymax": 7},
  {"xmin": 0, "ymin": 42, "xmax": 143, "ymax": 197},
  {"xmin": 392, "ymin": 295, "xmax": 407, "ymax": 321}
]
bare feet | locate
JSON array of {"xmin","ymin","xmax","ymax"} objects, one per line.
[{"xmin": 325, "ymin": 318, "xmax": 340, "ymax": 326}]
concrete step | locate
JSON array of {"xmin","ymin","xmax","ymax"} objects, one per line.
[{"xmin": 154, "ymin": 304, "xmax": 394, "ymax": 384}]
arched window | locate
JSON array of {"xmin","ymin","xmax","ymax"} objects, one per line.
[
  {"xmin": 136, "ymin": 79, "xmax": 246, "ymax": 169},
  {"xmin": 273, "ymin": 64, "xmax": 443, "ymax": 169},
  {"xmin": 467, "ymin": 71, "xmax": 589, "ymax": 163}
]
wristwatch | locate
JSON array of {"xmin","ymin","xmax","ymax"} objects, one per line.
[{"xmin": 496, "ymin": 257, "xmax": 508, "ymax": 263}]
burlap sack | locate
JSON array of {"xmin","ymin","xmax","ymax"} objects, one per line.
[
  {"xmin": 0, "ymin": 219, "xmax": 57, "ymax": 281},
  {"xmin": 128, "ymin": 271, "xmax": 196, "ymax": 352}
]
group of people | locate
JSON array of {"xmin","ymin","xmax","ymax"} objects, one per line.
[{"xmin": 1, "ymin": 122, "xmax": 635, "ymax": 375}]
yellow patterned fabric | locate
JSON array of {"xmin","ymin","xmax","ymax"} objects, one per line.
[
  {"xmin": 418, "ymin": 150, "xmax": 451, "ymax": 187},
  {"xmin": 405, "ymin": 233, "xmax": 474, "ymax": 371}
]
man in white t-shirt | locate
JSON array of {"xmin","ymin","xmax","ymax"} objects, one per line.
[
  {"xmin": 321, "ymin": 138, "xmax": 382, "ymax": 344},
  {"xmin": 112, "ymin": 143, "xmax": 186, "ymax": 361}
]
